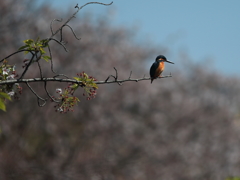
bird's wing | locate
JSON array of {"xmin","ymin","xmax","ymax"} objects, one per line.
[{"xmin": 150, "ymin": 61, "xmax": 159, "ymax": 78}]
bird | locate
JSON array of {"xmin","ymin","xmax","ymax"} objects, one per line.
[{"xmin": 150, "ymin": 55, "xmax": 174, "ymax": 83}]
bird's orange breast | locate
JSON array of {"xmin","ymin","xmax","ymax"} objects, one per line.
[{"xmin": 154, "ymin": 62, "xmax": 165, "ymax": 77}]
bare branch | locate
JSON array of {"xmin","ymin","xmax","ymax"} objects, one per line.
[
  {"xmin": 128, "ymin": 71, "xmax": 132, "ymax": 79},
  {"xmin": 76, "ymin": 1, "xmax": 113, "ymax": 10},
  {"xmin": 47, "ymin": 45, "xmax": 57, "ymax": 74},
  {"xmin": 37, "ymin": 61, "xmax": 43, "ymax": 79},
  {"xmin": 50, "ymin": 18, "xmax": 62, "ymax": 35},
  {"xmin": 19, "ymin": 53, "xmax": 36, "ymax": 79},
  {"xmin": 44, "ymin": 81, "xmax": 60, "ymax": 103},
  {"xmin": 49, "ymin": 38, "xmax": 68, "ymax": 52},
  {"xmin": 26, "ymin": 82, "xmax": 47, "ymax": 107},
  {"xmin": 105, "ymin": 67, "xmax": 122, "ymax": 85},
  {"xmin": 63, "ymin": 24, "xmax": 81, "ymax": 40},
  {"xmin": 0, "ymin": 78, "xmax": 78, "ymax": 85},
  {"xmin": 53, "ymin": 74, "xmax": 70, "ymax": 79},
  {"xmin": 0, "ymin": 49, "xmax": 34, "ymax": 63},
  {"xmin": 98, "ymin": 74, "xmax": 172, "ymax": 84}
]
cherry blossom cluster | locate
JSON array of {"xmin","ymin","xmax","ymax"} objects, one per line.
[
  {"xmin": 0, "ymin": 60, "xmax": 22, "ymax": 99},
  {"xmin": 52, "ymin": 72, "xmax": 98, "ymax": 113},
  {"xmin": 53, "ymin": 86, "xmax": 80, "ymax": 113}
]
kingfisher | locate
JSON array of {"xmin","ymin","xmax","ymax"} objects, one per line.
[{"xmin": 150, "ymin": 55, "xmax": 174, "ymax": 83}]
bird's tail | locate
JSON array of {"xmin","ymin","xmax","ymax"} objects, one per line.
[{"xmin": 151, "ymin": 79, "xmax": 153, "ymax": 84}]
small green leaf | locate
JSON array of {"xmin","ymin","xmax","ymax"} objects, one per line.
[
  {"xmin": 40, "ymin": 39, "xmax": 49, "ymax": 47},
  {"xmin": 0, "ymin": 92, "xmax": 11, "ymax": 112},
  {"xmin": 0, "ymin": 92, "xmax": 11, "ymax": 100},
  {"xmin": 91, "ymin": 83, "xmax": 98, "ymax": 89},
  {"xmin": 23, "ymin": 39, "xmax": 34, "ymax": 45},
  {"xmin": 39, "ymin": 47, "xmax": 46, "ymax": 54},
  {"xmin": 83, "ymin": 73, "xmax": 89, "ymax": 78},
  {"xmin": 0, "ymin": 100, "xmax": 6, "ymax": 112},
  {"xmin": 18, "ymin": 45, "xmax": 29, "ymax": 50},
  {"xmin": 73, "ymin": 77, "xmax": 81, "ymax": 81},
  {"xmin": 42, "ymin": 55, "xmax": 51, "ymax": 62}
]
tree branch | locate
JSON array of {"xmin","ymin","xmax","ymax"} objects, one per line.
[
  {"xmin": 0, "ymin": 49, "xmax": 35, "ymax": 63},
  {"xmin": 0, "ymin": 75, "xmax": 172, "ymax": 85},
  {"xmin": 49, "ymin": 38, "xmax": 68, "ymax": 52},
  {"xmin": 19, "ymin": 52, "xmax": 36, "ymax": 79}
]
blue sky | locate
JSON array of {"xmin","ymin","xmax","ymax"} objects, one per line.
[{"xmin": 38, "ymin": 0, "xmax": 240, "ymax": 76}]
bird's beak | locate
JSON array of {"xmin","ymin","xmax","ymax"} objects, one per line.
[{"xmin": 166, "ymin": 60, "xmax": 174, "ymax": 64}]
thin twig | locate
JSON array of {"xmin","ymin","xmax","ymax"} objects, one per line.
[
  {"xmin": 105, "ymin": 67, "xmax": 121, "ymax": 85},
  {"xmin": 37, "ymin": 61, "xmax": 43, "ymax": 79},
  {"xmin": 26, "ymin": 82, "xmax": 47, "ymax": 107},
  {"xmin": 63, "ymin": 25, "xmax": 81, "ymax": 40},
  {"xmin": 44, "ymin": 81, "xmax": 60, "ymax": 103},
  {"xmin": 19, "ymin": 52, "xmax": 36, "ymax": 79},
  {"xmin": 53, "ymin": 74, "xmax": 70, "ymax": 78},
  {"xmin": 59, "ymin": 27, "xmax": 64, "ymax": 42},
  {"xmin": 50, "ymin": 18, "xmax": 62, "ymax": 35},
  {"xmin": 97, "ymin": 75, "xmax": 172, "ymax": 84},
  {"xmin": 128, "ymin": 71, "xmax": 132, "ymax": 79},
  {"xmin": 47, "ymin": 45, "xmax": 57, "ymax": 74},
  {"xmin": 49, "ymin": 38, "xmax": 68, "ymax": 52},
  {"xmin": 0, "ymin": 49, "xmax": 34, "ymax": 62}
]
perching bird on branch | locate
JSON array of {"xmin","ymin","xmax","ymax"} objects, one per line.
[{"xmin": 150, "ymin": 55, "xmax": 174, "ymax": 83}]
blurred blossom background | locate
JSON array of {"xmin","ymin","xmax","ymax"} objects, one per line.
[{"xmin": 1, "ymin": 0, "xmax": 240, "ymax": 179}]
